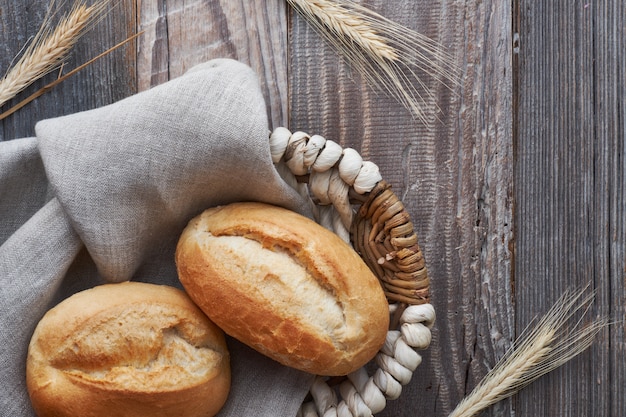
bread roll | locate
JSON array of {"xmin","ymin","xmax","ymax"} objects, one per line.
[
  {"xmin": 175, "ymin": 202, "xmax": 389, "ymax": 376},
  {"xmin": 26, "ymin": 282, "xmax": 230, "ymax": 417}
]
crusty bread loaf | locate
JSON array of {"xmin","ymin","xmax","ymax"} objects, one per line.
[
  {"xmin": 175, "ymin": 202, "xmax": 389, "ymax": 376},
  {"xmin": 26, "ymin": 282, "xmax": 230, "ymax": 417}
]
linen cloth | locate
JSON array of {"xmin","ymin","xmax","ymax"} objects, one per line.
[{"xmin": 0, "ymin": 59, "xmax": 315, "ymax": 416}]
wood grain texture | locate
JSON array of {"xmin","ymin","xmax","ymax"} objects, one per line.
[
  {"xmin": 0, "ymin": 0, "xmax": 137, "ymax": 140},
  {"xmin": 288, "ymin": 1, "xmax": 513, "ymax": 416},
  {"xmin": 514, "ymin": 0, "xmax": 625, "ymax": 415},
  {"xmin": 136, "ymin": 0, "xmax": 289, "ymax": 129}
]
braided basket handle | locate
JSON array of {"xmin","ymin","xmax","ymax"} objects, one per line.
[{"xmin": 270, "ymin": 128, "xmax": 435, "ymax": 417}]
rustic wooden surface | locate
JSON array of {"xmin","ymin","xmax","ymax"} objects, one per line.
[
  {"xmin": 1, "ymin": 0, "xmax": 624, "ymax": 416},
  {"xmin": 514, "ymin": 0, "xmax": 625, "ymax": 415}
]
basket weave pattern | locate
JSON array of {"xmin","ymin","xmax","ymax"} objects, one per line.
[
  {"xmin": 270, "ymin": 128, "xmax": 435, "ymax": 417},
  {"xmin": 352, "ymin": 180, "xmax": 430, "ymax": 306}
]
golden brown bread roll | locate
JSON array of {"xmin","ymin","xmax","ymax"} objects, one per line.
[
  {"xmin": 175, "ymin": 202, "xmax": 389, "ymax": 376},
  {"xmin": 26, "ymin": 282, "xmax": 230, "ymax": 417}
]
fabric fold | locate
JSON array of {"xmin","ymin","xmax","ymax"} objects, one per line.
[
  {"xmin": 0, "ymin": 137, "xmax": 50, "ymax": 244},
  {"xmin": 36, "ymin": 58, "xmax": 310, "ymax": 283},
  {"xmin": 0, "ymin": 198, "xmax": 83, "ymax": 416}
]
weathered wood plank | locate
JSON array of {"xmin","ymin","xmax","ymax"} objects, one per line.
[
  {"xmin": 288, "ymin": 1, "xmax": 513, "ymax": 416},
  {"xmin": 136, "ymin": 0, "xmax": 289, "ymax": 129},
  {"xmin": 0, "ymin": 0, "xmax": 137, "ymax": 140},
  {"xmin": 514, "ymin": 0, "xmax": 625, "ymax": 415}
]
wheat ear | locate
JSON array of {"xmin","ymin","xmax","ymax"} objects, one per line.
[
  {"xmin": 0, "ymin": 31, "xmax": 144, "ymax": 121},
  {"xmin": 0, "ymin": 0, "xmax": 109, "ymax": 108},
  {"xmin": 448, "ymin": 288, "xmax": 607, "ymax": 417},
  {"xmin": 286, "ymin": 0, "xmax": 460, "ymax": 124}
]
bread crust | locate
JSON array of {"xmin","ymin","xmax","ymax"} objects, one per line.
[
  {"xmin": 176, "ymin": 202, "xmax": 389, "ymax": 376},
  {"xmin": 26, "ymin": 282, "xmax": 230, "ymax": 417}
]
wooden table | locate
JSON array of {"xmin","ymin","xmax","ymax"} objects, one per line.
[{"xmin": 2, "ymin": 1, "xmax": 624, "ymax": 416}]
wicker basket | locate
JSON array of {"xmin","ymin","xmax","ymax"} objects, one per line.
[{"xmin": 269, "ymin": 128, "xmax": 435, "ymax": 417}]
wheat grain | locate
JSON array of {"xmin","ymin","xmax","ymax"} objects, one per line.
[
  {"xmin": 286, "ymin": 0, "xmax": 460, "ymax": 124},
  {"xmin": 0, "ymin": 0, "xmax": 109, "ymax": 108},
  {"xmin": 448, "ymin": 288, "xmax": 607, "ymax": 417},
  {"xmin": 0, "ymin": 31, "xmax": 144, "ymax": 121},
  {"xmin": 289, "ymin": 0, "xmax": 398, "ymax": 61}
]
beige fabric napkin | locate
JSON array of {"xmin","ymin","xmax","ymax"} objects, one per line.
[{"xmin": 0, "ymin": 59, "xmax": 315, "ymax": 416}]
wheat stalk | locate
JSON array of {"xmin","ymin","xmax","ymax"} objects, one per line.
[
  {"xmin": 0, "ymin": 31, "xmax": 144, "ymax": 121},
  {"xmin": 286, "ymin": 0, "xmax": 460, "ymax": 124},
  {"xmin": 448, "ymin": 288, "xmax": 607, "ymax": 417},
  {"xmin": 0, "ymin": 0, "xmax": 109, "ymax": 108}
]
